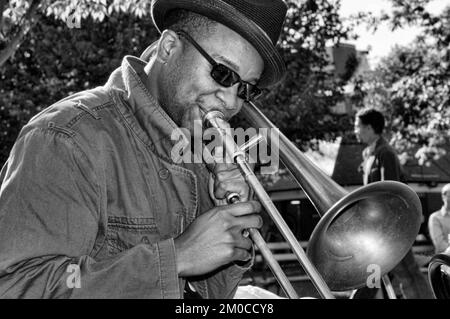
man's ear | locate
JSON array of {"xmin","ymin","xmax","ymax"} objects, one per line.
[{"xmin": 156, "ymin": 30, "xmax": 183, "ymax": 65}]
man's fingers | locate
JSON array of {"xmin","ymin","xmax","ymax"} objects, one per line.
[
  {"xmin": 211, "ymin": 145, "xmax": 234, "ymax": 169},
  {"xmin": 213, "ymin": 167, "xmax": 249, "ymax": 200},
  {"xmin": 221, "ymin": 201, "xmax": 262, "ymax": 217},
  {"xmin": 232, "ymin": 231, "xmax": 253, "ymax": 250},
  {"xmin": 214, "ymin": 182, "xmax": 249, "ymax": 203},
  {"xmin": 231, "ymin": 214, "xmax": 262, "ymax": 231},
  {"xmin": 213, "ymin": 161, "xmax": 239, "ymax": 174},
  {"xmin": 232, "ymin": 247, "xmax": 252, "ymax": 263}
]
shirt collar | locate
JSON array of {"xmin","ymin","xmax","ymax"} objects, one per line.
[
  {"xmin": 363, "ymin": 136, "xmax": 380, "ymax": 158},
  {"xmin": 104, "ymin": 47, "xmax": 184, "ymax": 162},
  {"xmin": 368, "ymin": 136, "xmax": 380, "ymax": 154}
]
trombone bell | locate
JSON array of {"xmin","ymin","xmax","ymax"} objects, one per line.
[
  {"xmin": 308, "ymin": 181, "xmax": 422, "ymax": 290},
  {"xmin": 241, "ymin": 101, "xmax": 423, "ymax": 292}
]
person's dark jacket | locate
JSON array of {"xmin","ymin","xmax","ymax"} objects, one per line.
[{"xmin": 361, "ymin": 137, "xmax": 404, "ymax": 185}]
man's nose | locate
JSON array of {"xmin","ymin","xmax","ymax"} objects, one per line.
[{"xmin": 216, "ymin": 85, "xmax": 242, "ymax": 115}]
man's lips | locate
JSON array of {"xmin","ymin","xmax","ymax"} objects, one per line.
[{"xmin": 197, "ymin": 105, "xmax": 229, "ymax": 128}]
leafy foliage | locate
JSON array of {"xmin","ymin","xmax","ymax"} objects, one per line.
[
  {"xmin": 0, "ymin": 12, "xmax": 158, "ymax": 164},
  {"xmin": 256, "ymin": 0, "xmax": 354, "ymax": 150},
  {"xmin": 350, "ymin": 3, "xmax": 450, "ymax": 165},
  {"xmin": 3, "ymin": 0, "xmax": 151, "ymax": 25},
  {"xmin": 1, "ymin": 0, "xmax": 355, "ymax": 165},
  {"xmin": 0, "ymin": 0, "xmax": 152, "ymax": 67}
]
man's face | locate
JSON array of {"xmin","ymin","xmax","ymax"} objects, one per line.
[
  {"xmin": 354, "ymin": 117, "xmax": 374, "ymax": 145},
  {"xmin": 159, "ymin": 23, "xmax": 264, "ymax": 134}
]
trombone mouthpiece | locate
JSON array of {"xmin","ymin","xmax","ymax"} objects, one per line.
[{"xmin": 202, "ymin": 110, "xmax": 225, "ymax": 128}]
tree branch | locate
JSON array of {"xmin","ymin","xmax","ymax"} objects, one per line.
[
  {"xmin": 0, "ymin": 0, "xmax": 40, "ymax": 68},
  {"xmin": 0, "ymin": 0, "xmax": 8, "ymax": 39}
]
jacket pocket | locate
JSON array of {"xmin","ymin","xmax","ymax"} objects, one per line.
[{"xmin": 106, "ymin": 216, "xmax": 160, "ymax": 255}]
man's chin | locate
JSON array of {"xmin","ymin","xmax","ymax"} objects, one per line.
[{"xmin": 179, "ymin": 105, "xmax": 202, "ymax": 126}]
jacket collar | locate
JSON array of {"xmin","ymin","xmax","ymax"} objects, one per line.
[
  {"xmin": 104, "ymin": 49, "xmax": 183, "ymax": 162},
  {"xmin": 365, "ymin": 136, "xmax": 386, "ymax": 157}
]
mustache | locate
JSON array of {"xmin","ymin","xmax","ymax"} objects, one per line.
[{"xmin": 196, "ymin": 97, "xmax": 233, "ymax": 121}]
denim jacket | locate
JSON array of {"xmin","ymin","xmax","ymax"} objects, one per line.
[{"xmin": 0, "ymin": 53, "xmax": 248, "ymax": 298}]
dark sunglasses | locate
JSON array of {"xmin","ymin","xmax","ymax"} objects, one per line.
[{"xmin": 176, "ymin": 30, "xmax": 264, "ymax": 102}]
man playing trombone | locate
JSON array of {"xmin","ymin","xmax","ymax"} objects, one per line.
[{"xmin": 0, "ymin": 0, "xmax": 288, "ymax": 298}]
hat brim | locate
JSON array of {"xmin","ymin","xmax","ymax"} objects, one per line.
[{"xmin": 150, "ymin": 0, "xmax": 286, "ymax": 87}]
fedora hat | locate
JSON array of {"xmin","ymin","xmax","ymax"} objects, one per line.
[{"xmin": 149, "ymin": 0, "xmax": 288, "ymax": 87}]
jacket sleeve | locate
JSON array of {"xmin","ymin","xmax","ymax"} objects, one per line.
[
  {"xmin": 186, "ymin": 252, "xmax": 254, "ymax": 299},
  {"xmin": 205, "ymin": 257, "xmax": 254, "ymax": 299},
  {"xmin": 378, "ymin": 148, "xmax": 402, "ymax": 182},
  {"xmin": 428, "ymin": 214, "xmax": 449, "ymax": 254},
  {"xmin": 0, "ymin": 127, "xmax": 180, "ymax": 298}
]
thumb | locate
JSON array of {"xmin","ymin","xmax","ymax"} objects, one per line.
[{"xmin": 208, "ymin": 172, "xmax": 228, "ymax": 206}]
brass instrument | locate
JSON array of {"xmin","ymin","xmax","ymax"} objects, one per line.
[
  {"xmin": 204, "ymin": 101, "xmax": 423, "ymax": 298},
  {"xmin": 428, "ymin": 253, "xmax": 450, "ymax": 298}
]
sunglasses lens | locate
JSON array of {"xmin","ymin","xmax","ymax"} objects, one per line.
[
  {"xmin": 237, "ymin": 83, "xmax": 263, "ymax": 101},
  {"xmin": 211, "ymin": 64, "xmax": 263, "ymax": 102},
  {"xmin": 211, "ymin": 64, "xmax": 238, "ymax": 87},
  {"xmin": 250, "ymin": 87, "xmax": 262, "ymax": 100}
]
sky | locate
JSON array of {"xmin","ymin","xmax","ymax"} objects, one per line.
[{"xmin": 338, "ymin": 0, "xmax": 450, "ymax": 68}]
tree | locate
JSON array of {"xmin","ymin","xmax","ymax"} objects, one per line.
[
  {"xmin": 0, "ymin": 10, "xmax": 158, "ymax": 164},
  {"xmin": 1, "ymin": 0, "xmax": 356, "ymax": 165},
  {"xmin": 249, "ymin": 0, "xmax": 354, "ymax": 151},
  {"xmin": 0, "ymin": 0, "xmax": 151, "ymax": 67},
  {"xmin": 350, "ymin": 1, "xmax": 450, "ymax": 165}
]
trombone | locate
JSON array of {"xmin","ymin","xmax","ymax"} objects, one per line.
[
  {"xmin": 203, "ymin": 101, "xmax": 423, "ymax": 299},
  {"xmin": 428, "ymin": 253, "xmax": 450, "ymax": 298}
]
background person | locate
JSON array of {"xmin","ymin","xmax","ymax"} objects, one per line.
[
  {"xmin": 428, "ymin": 183, "xmax": 450, "ymax": 254},
  {"xmin": 352, "ymin": 107, "xmax": 433, "ymax": 299}
]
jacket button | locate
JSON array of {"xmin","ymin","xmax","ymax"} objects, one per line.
[
  {"xmin": 159, "ymin": 168, "xmax": 170, "ymax": 180},
  {"xmin": 141, "ymin": 236, "xmax": 150, "ymax": 244}
]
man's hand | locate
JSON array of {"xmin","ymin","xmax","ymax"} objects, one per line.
[
  {"xmin": 209, "ymin": 163, "xmax": 253, "ymax": 206},
  {"xmin": 173, "ymin": 201, "xmax": 262, "ymax": 276},
  {"xmin": 207, "ymin": 145, "xmax": 254, "ymax": 206},
  {"xmin": 173, "ymin": 120, "xmax": 260, "ymax": 276}
]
